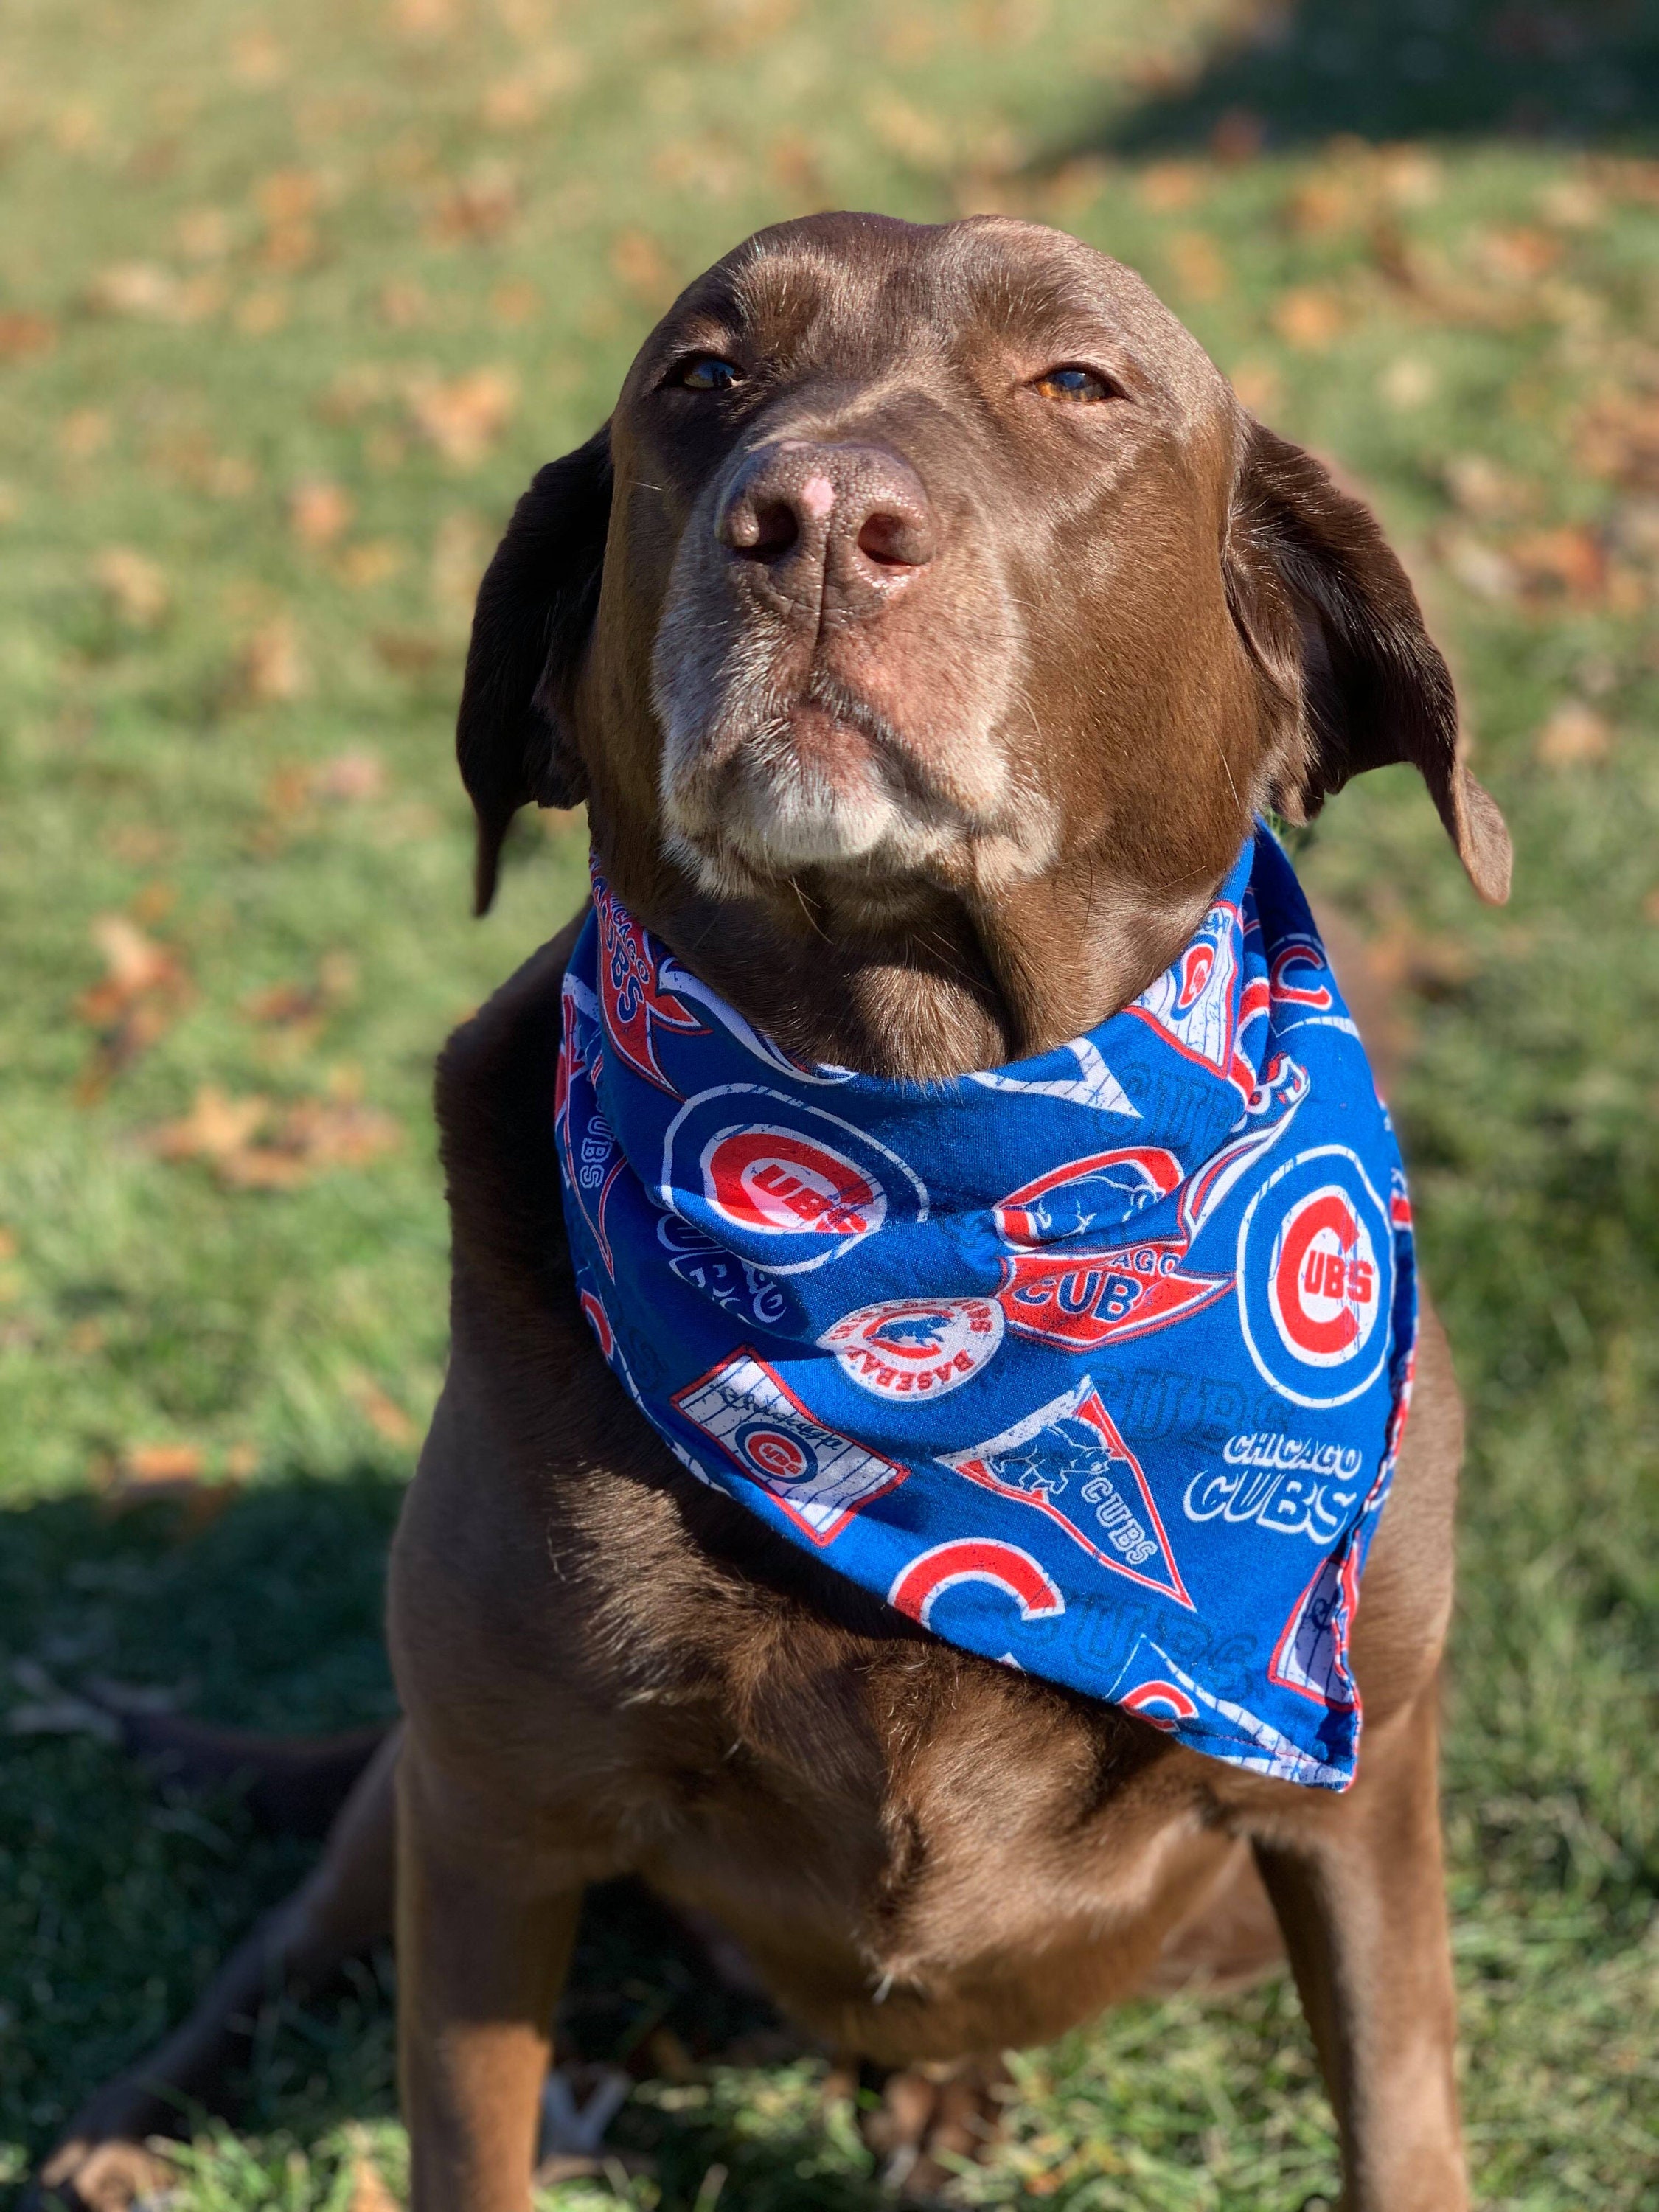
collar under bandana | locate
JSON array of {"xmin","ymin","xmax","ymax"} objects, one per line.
[{"xmin": 556, "ymin": 826, "xmax": 1416, "ymax": 1791}]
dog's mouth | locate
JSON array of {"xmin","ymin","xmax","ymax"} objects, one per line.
[{"xmin": 658, "ymin": 666, "xmax": 1005, "ymax": 891}]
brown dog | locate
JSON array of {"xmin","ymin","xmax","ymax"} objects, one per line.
[{"xmin": 41, "ymin": 212, "xmax": 1510, "ymax": 2212}]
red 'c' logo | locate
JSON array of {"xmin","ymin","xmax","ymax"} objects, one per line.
[
  {"xmin": 1267, "ymin": 1186, "xmax": 1379, "ymax": 1368},
  {"xmin": 703, "ymin": 1126, "xmax": 885, "ymax": 1240}
]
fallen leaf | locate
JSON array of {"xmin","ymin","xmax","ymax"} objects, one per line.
[
  {"xmin": 235, "ymin": 288, "xmax": 289, "ymax": 335},
  {"xmin": 1535, "ymin": 701, "xmax": 1611, "ymax": 767},
  {"xmin": 86, "ymin": 263, "xmax": 186, "ymax": 319},
  {"xmin": 177, "ymin": 206, "xmax": 233, "ymax": 261},
  {"xmin": 237, "ymin": 617, "xmax": 308, "ymax": 703},
  {"xmin": 1644, "ymin": 886, "xmax": 1659, "ymax": 923},
  {"xmin": 864, "ymin": 92, "xmax": 953, "ymax": 173},
  {"xmin": 1380, "ymin": 356, "xmax": 1436, "ymax": 410},
  {"xmin": 1443, "ymin": 454, "xmax": 1534, "ymax": 520},
  {"xmin": 226, "ymin": 1441, "xmax": 260, "ymax": 1478},
  {"xmin": 1271, "ymin": 286, "xmax": 1343, "ymax": 350},
  {"xmin": 1508, "ymin": 526, "xmax": 1606, "ymax": 602},
  {"xmin": 311, "ymin": 748, "xmax": 386, "ymax": 801},
  {"xmin": 230, "ymin": 27, "xmax": 288, "ymax": 83},
  {"xmin": 406, "ymin": 368, "xmax": 518, "ymax": 467},
  {"xmin": 1539, "ymin": 177, "xmax": 1604, "ymax": 229},
  {"xmin": 122, "ymin": 1442, "xmax": 206, "ymax": 1482},
  {"xmin": 337, "ymin": 539, "xmax": 406, "ymax": 588},
  {"xmin": 1137, "ymin": 161, "xmax": 1201, "ymax": 213},
  {"xmin": 0, "ymin": 311, "xmax": 56, "ymax": 364},
  {"xmin": 76, "ymin": 914, "xmax": 192, "ymax": 1097},
  {"xmin": 290, "ymin": 479, "xmax": 355, "ymax": 546},
  {"xmin": 60, "ymin": 408, "xmax": 112, "ymax": 457},
  {"xmin": 490, "ymin": 277, "xmax": 540, "ymax": 326},
  {"xmin": 428, "ymin": 162, "xmax": 519, "ymax": 244},
  {"xmin": 1474, "ymin": 224, "xmax": 1562, "ymax": 284},
  {"xmin": 93, "ymin": 546, "xmax": 169, "ymax": 627},
  {"xmin": 147, "ymin": 1086, "xmax": 270, "ymax": 1164},
  {"xmin": 431, "ymin": 510, "xmax": 488, "ymax": 628},
  {"xmin": 1168, "ymin": 229, "xmax": 1228, "ymax": 302},
  {"xmin": 1436, "ymin": 529, "xmax": 1518, "ymax": 602},
  {"xmin": 1284, "ymin": 174, "xmax": 1358, "ymax": 238},
  {"xmin": 372, "ymin": 629, "xmax": 445, "ymax": 677},
  {"xmin": 378, "ymin": 278, "xmax": 430, "ymax": 329},
  {"xmin": 347, "ymin": 1374, "xmax": 418, "ymax": 1445},
  {"xmin": 608, "ymin": 229, "xmax": 677, "ymax": 305}
]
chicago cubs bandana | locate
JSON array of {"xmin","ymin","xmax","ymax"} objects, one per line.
[{"xmin": 556, "ymin": 825, "xmax": 1416, "ymax": 1790}]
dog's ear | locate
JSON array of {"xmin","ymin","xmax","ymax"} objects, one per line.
[
  {"xmin": 1225, "ymin": 417, "xmax": 1511, "ymax": 904},
  {"xmin": 457, "ymin": 423, "xmax": 613, "ymax": 914}
]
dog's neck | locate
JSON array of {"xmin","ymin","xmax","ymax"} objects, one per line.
[{"xmin": 611, "ymin": 848, "xmax": 1225, "ymax": 1084}]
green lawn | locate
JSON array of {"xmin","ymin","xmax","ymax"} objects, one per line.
[{"xmin": 2, "ymin": 0, "xmax": 1657, "ymax": 2204}]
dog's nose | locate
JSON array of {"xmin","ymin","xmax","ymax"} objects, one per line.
[{"xmin": 717, "ymin": 441, "xmax": 936, "ymax": 608}]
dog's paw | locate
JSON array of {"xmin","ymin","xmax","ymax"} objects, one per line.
[
  {"xmin": 28, "ymin": 2135, "xmax": 178, "ymax": 2212},
  {"xmin": 850, "ymin": 2055, "xmax": 1009, "ymax": 2201}
]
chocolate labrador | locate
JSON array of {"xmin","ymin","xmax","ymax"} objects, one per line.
[{"xmin": 41, "ymin": 212, "xmax": 1509, "ymax": 2212}]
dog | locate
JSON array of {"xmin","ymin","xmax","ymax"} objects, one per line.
[{"xmin": 40, "ymin": 212, "xmax": 1510, "ymax": 2212}]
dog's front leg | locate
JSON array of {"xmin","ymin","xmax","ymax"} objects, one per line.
[
  {"xmin": 396, "ymin": 1736, "xmax": 582, "ymax": 2212},
  {"xmin": 1251, "ymin": 1678, "xmax": 1464, "ymax": 2212}
]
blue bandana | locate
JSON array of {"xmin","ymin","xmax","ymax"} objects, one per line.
[{"xmin": 556, "ymin": 826, "xmax": 1416, "ymax": 1790}]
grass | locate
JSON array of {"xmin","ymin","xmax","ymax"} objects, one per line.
[{"xmin": 1, "ymin": 0, "xmax": 1658, "ymax": 2202}]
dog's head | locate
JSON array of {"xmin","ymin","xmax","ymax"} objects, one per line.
[{"xmin": 459, "ymin": 213, "xmax": 1508, "ymax": 1024}]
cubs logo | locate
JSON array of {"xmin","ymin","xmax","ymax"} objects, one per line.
[
  {"xmin": 1268, "ymin": 935, "xmax": 1334, "ymax": 1012},
  {"xmin": 661, "ymin": 1085, "xmax": 927, "ymax": 1275},
  {"xmin": 941, "ymin": 1380, "xmax": 1192, "ymax": 1607},
  {"xmin": 672, "ymin": 1348, "xmax": 908, "ymax": 1543},
  {"xmin": 1268, "ymin": 1187, "xmax": 1380, "ymax": 1368},
  {"xmin": 703, "ymin": 1125, "xmax": 883, "ymax": 1240},
  {"xmin": 995, "ymin": 1147, "xmax": 1183, "ymax": 1247},
  {"xmin": 592, "ymin": 869, "xmax": 703, "ymax": 1093},
  {"xmin": 1130, "ymin": 898, "xmax": 1242, "ymax": 1075},
  {"xmin": 888, "ymin": 1539, "xmax": 1064, "ymax": 1631},
  {"xmin": 1269, "ymin": 1545, "xmax": 1361, "ymax": 1711},
  {"xmin": 821, "ymin": 1296, "xmax": 1004, "ymax": 1401},
  {"xmin": 1237, "ymin": 1147, "xmax": 1394, "ymax": 1410},
  {"xmin": 993, "ymin": 1148, "xmax": 1222, "ymax": 1354},
  {"xmin": 1119, "ymin": 1677, "xmax": 1200, "ymax": 1731}
]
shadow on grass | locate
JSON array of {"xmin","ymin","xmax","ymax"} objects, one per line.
[
  {"xmin": 0, "ymin": 1475, "xmax": 894, "ymax": 2208},
  {"xmin": 1083, "ymin": 0, "xmax": 1659, "ymax": 159}
]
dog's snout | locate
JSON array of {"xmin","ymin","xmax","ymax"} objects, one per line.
[{"xmin": 717, "ymin": 441, "xmax": 936, "ymax": 605}]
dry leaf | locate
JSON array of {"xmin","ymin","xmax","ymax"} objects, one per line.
[
  {"xmin": 428, "ymin": 162, "xmax": 519, "ymax": 244},
  {"xmin": 378, "ymin": 279, "xmax": 430, "ymax": 330},
  {"xmin": 1272, "ymin": 287, "xmax": 1344, "ymax": 350},
  {"xmin": 431, "ymin": 510, "xmax": 488, "ymax": 627},
  {"xmin": 1168, "ymin": 229, "xmax": 1227, "ymax": 302},
  {"xmin": 236, "ymin": 288, "xmax": 289, "ymax": 336},
  {"xmin": 1474, "ymin": 225, "xmax": 1562, "ymax": 284},
  {"xmin": 1380, "ymin": 356, "xmax": 1436, "ymax": 410},
  {"xmin": 337, "ymin": 539, "xmax": 406, "ymax": 588},
  {"xmin": 86, "ymin": 262, "xmax": 181, "ymax": 319},
  {"xmin": 76, "ymin": 914, "xmax": 192, "ymax": 1097},
  {"xmin": 312, "ymin": 748, "xmax": 386, "ymax": 801},
  {"xmin": 490, "ymin": 278, "xmax": 540, "ymax": 327},
  {"xmin": 93, "ymin": 546, "xmax": 169, "ymax": 627},
  {"xmin": 238, "ymin": 618, "xmax": 308, "ymax": 703},
  {"xmin": 1436, "ymin": 530, "xmax": 1518, "ymax": 602},
  {"xmin": 230, "ymin": 27, "xmax": 288, "ymax": 83},
  {"xmin": 1138, "ymin": 161, "xmax": 1201, "ymax": 213},
  {"xmin": 148, "ymin": 1087, "xmax": 270, "ymax": 1164},
  {"xmin": 60, "ymin": 408, "xmax": 112, "ymax": 457},
  {"xmin": 177, "ymin": 206, "xmax": 233, "ymax": 261},
  {"xmin": 1229, "ymin": 359, "xmax": 1281, "ymax": 414},
  {"xmin": 1536, "ymin": 702, "xmax": 1611, "ymax": 768},
  {"xmin": 122, "ymin": 1442, "xmax": 206, "ymax": 1482},
  {"xmin": 1444, "ymin": 454, "xmax": 1531, "ymax": 520},
  {"xmin": 348, "ymin": 1375, "xmax": 418, "ymax": 1445},
  {"xmin": 406, "ymin": 369, "xmax": 517, "ymax": 467},
  {"xmin": 863, "ymin": 93, "xmax": 953, "ymax": 173},
  {"xmin": 1508, "ymin": 526, "xmax": 1606, "ymax": 602},
  {"xmin": 373, "ymin": 629, "xmax": 445, "ymax": 675},
  {"xmin": 609, "ymin": 229, "xmax": 676, "ymax": 305},
  {"xmin": 0, "ymin": 311, "xmax": 56, "ymax": 364},
  {"xmin": 290, "ymin": 479, "xmax": 355, "ymax": 547}
]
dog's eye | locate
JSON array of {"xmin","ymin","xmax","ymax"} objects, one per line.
[
  {"xmin": 672, "ymin": 355, "xmax": 742, "ymax": 392},
  {"xmin": 1033, "ymin": 365, "xmax": 1117, "ymax": 404}
]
